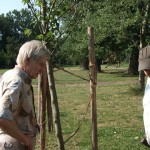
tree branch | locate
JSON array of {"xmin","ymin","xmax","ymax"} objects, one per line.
[
  {"xmin": 27, "ymin": 0, "xmax": 43, "ymax": 34},
  {"xmin": 55, "ymin": 13, "xmax": 83, "ymax": 47}
]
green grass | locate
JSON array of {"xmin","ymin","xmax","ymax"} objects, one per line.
[
  {"xmin": 1, "ymin": 64, "xmax": 148, "ymax": 149},
  {"xmin": 33, "ymin": 64, "xmax": 148, "ymax": 150},
  {"xmin": 0, "ymin": 69, "xmax": 8, "ymax": 74}
]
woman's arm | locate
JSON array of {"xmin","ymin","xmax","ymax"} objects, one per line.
[{"xmin": 0, "ymin": 118, "xmax": 34, "ymax": 150}]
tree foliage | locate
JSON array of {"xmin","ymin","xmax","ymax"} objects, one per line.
[
  {"xmin": 59, "ymin": 0, "xmax": 150, "ymax": 74},
  {"xmin": 0, "ymin": 9, "xmax": 38, "ymax": 68},
  {"xmin": 0, "ymin": 0, "xmax": 150, "ymax": 73}
]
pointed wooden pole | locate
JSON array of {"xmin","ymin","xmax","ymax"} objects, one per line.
[
  {"xmin": 38, "ymin": 75, "xmax": 41, "ymax": 124},
  {"xmin": 88, "ymin": 26, "xmax": 98, "ymax": 150},
  {"xmin": 46, "ymin": 77, "xmax": 53, "ymax": 132},
  {"xmin": 46, "ymin": 60, "xmax": 65, "ymax": 150},
  {"xmin": 40, "ymin": 68, "xmax": 47, "ymax": 150}
]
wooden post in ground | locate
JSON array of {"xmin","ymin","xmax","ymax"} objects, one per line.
[
  {"xmin": 46, "ymin": 78, "xmax": 53, "ymax": 132},
  {"xmin": 46, "ymin": 60, "xmax": 65, "ymax": 150},
  {"xmin": 40, "ymin": 69, "xmax": 47, "ymax": 150},
  {"xmin": 88, "ymin": 26, "xmax": 98, "ymax": 150},
  {"xmin": 38, "ymin": 75, "xmax": 41, "ymax": 123}
]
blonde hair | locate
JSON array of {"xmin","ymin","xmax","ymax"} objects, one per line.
[{"xmin": 16, "ymin": 40, "xmax": 48, "ymax": 66}]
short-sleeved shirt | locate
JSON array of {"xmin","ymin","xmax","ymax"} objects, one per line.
[{"xmin": 0, "ymin": 66, "xmax": 37, "ymax": 135}]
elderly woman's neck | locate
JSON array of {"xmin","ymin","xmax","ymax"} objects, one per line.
[
  {"xmin": 17, "ymin": 64, "xmax": 30, "ymax": 76},
  {"xmin": 17, "ymin": 64, "xmax": 25, "ymax": 71}
]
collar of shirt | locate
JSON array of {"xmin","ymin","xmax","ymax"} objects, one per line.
[{"xmin": 15, "ymin": 65, "xmax": 32, "ymax": 85}]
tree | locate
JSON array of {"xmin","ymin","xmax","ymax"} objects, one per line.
[
  {"xmin": 22, "ymin": 0, "xmax": 85, "ymax": 149},
  {"xmin": 59, "ymin": 0, "xmax": 150, "ymax": 75},
  {"xmin": 0, "ymin": 9, "xmax": 38, "ymax": 68}
]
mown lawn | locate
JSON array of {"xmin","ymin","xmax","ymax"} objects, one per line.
[
  {"xmin": 34, "ymin": 64, "xmax": 148, "ymax": 150},
  {"xmin": 0, "ymin": 64, "xmax": 148, "ymax": 150}
]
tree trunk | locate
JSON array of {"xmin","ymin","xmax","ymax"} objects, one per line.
[
  {"xmin": 81, "ymin": 58, "xmax": 89, "ymax": 70},
  {"xmin": 88, "ymin": 27, "xmax": 98, "ymax": 150},
  {"xmin": 46, "ymin": 60, "xmax": 65, "ymax": 150},
  {"xmin": 128, "ymin": 47, "xmax": 139, "ymax": 75},
  {"xmin": 26, "ymin": 0, "xmax": 65, "ymax": 149},
  {"xmin": 96, "ymin": 59, "xmax": 102, "ymax": 73},
  {"xmin": 39, "ymin": 1, "xmax": 47, "ymax": 150}
]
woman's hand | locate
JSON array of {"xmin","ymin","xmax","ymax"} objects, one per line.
[{"xmin": 23, "ymin": 133, "xmax": 35, "ymax": 150}]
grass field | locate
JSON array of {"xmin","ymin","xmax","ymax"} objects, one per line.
[
  {"xmin": 33, "ymin": 64, "xmax": 148, "ymax": 150},
  {"xmin": 0, "ymin": 64, "xmax": 149, "ymax": 150}
]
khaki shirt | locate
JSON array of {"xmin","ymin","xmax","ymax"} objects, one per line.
[{"xmin": 0, "ymin": 66, "xmax": 37, "ymax": 135}]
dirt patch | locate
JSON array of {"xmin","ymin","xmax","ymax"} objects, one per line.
[{"xmin": 55, "ymin": 80, "xmax": 138, "ymax": 87}]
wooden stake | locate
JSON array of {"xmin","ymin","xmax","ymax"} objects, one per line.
[
  {"xmin": 46, "ymin": 60, "xmax": 65, "ymax": 150},
  {"xmin": 46, "ymin": 77, "xmax": 53, "ymax": 132},
  {"xmin": 40, "ymin": 69, "xmax": 47, "ymax": 150},
  {"xmin": 38, "ymin": 74, "xmax": 41, "ymax": 124},
  {"xmin": 88, "ymin": 26, "xmax": 98, "ymax": 150}
]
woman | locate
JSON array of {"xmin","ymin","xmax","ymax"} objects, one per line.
[
  {"xmin": 139, "ymin": 45, "xmax": 150, "ymax": 148},
  {"xmin": 0, "ymin": 40, "xmax": 48, "ymax": 150}
]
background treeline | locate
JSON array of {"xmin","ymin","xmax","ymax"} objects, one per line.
[
  {"xmin": 0, "ymin": 0, "xmax": 150, "ymax": 75},
  {"xmin": 0, "ymin": 9, "xmax": 40, "ymax": 68}
]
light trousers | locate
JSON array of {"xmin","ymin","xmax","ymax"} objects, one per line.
[{"xmin": 0, "ymin": 134, "xmax": 35, "ymax": 150}]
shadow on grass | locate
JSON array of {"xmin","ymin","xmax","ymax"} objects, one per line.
[{"xmin": 101, "ymin": 70, "xmax": 139, "ymax": 78}]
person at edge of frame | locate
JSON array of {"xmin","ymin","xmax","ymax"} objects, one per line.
[
  {"xmin": 139, "ymin": 45, "xmax": 150, "ymax": 148},
  {"xmin": 0, "ymin": 40, "xmax": 48, "ymax": 150}
]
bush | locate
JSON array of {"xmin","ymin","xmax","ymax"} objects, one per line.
[{"xmin": 0, "ymin": 51, "xmax": 16, "ymax": 69}]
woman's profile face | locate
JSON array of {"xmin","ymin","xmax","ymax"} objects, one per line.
[{"xmin": 26, "ymin": 55, "xmax": 47, "ymax": 79}]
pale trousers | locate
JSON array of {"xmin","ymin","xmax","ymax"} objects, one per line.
[
  {"xmin": 0, "ymin": 134, "xmax": 36, "ymax": 150},
  {"xmin": 144, "ymin": 108, "xmax": 150, "ymax": 145}
]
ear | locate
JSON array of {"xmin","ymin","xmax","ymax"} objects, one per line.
[{"xmin": 25, "ymin": 58, "xmax": 30, "ymax": 65}]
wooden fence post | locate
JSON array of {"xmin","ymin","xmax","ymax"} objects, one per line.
[
  {"xmin": 88, "ymin": 26, "xmax": 98, "ymax": 150},
  {"xmin": 38, "ymin": 75, "xmax": 41, "ymax": 124},
  {"xmin": 46, "ymin": 60, "xmax": 65, "ymax": 150},
  {"xmin": 40, "ymin": 69, "xmax": 47, "ymax": 150}
]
